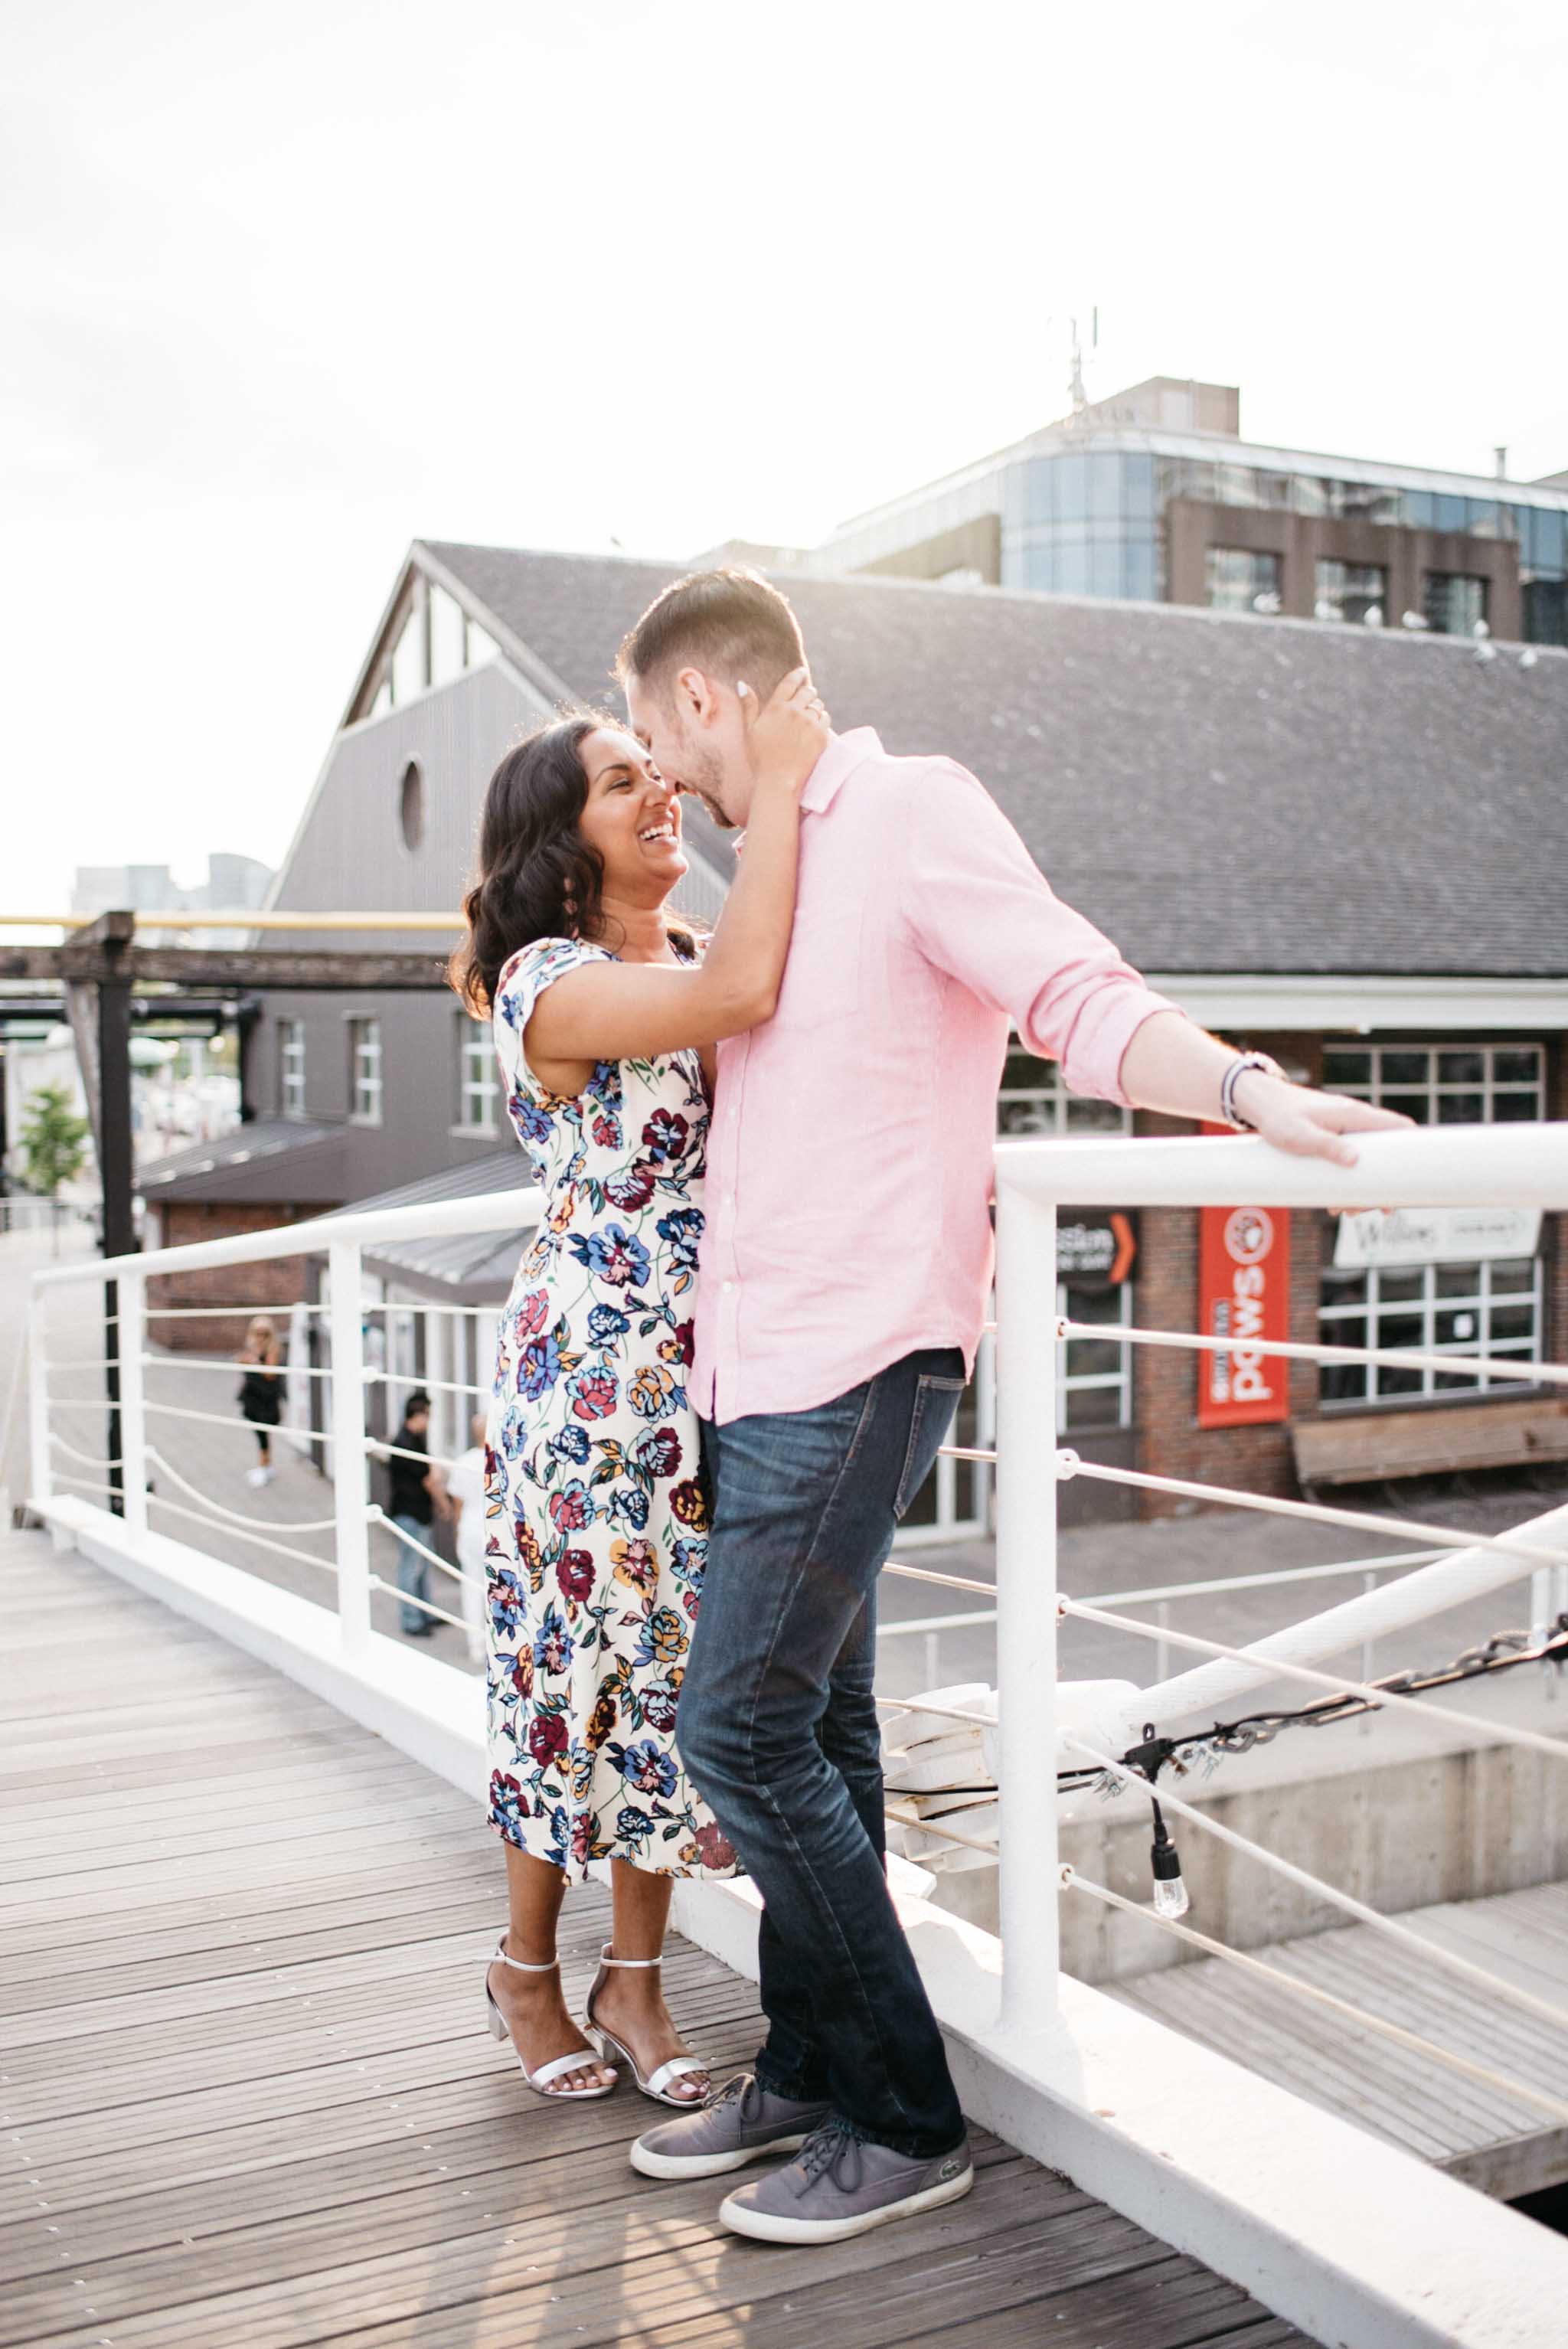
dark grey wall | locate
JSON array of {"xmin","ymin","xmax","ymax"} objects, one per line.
[{"xmin": 245, "ymin": 988, "xmax": 509, "ymax": 1202}]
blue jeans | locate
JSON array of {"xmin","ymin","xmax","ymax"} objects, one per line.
[
  {"xmin": 680, "ymin": 1347, "xmax": 968, "ymax": 2159},
  {"xmin": 390, "ymin": 1512, "xmax": 431, "ymax": 1633}
]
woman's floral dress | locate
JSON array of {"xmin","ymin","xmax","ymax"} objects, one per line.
[{"xmin": 482, "ymin": 934, "xmax": 738, "ymax": 1883}]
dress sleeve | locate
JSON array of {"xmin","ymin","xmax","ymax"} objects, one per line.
[{"xmin": 492, "ymin": 936, "xmax": 613, "ymax": 1093}]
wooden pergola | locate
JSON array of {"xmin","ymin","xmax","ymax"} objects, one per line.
[{"xmin": 3, "ymin": 910, "xmax": 457, "ymax": 1512}]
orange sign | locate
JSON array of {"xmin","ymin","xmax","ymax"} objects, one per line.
[{"xmin": 1197, "ymin": 1201, "xmax": 1292, "ymax": 1429}]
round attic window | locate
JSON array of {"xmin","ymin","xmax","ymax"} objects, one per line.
[{"xmin": 399, "ymin": 760, "xmax": 425, "ymax": 851}]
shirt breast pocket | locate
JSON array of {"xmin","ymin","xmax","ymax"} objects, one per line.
[{"xmin": 779, "ymin": 900, "xmax": 865, "ymax": 1027}]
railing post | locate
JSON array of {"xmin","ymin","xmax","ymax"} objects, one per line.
[
  {"xmin": 27, "ymin": 1284, "xmax": 53, "ymax": 1512},
  {"xmin": 994, "ymin": 1174, "xmax": 1060, "ymax": 2034},
  {"xmin": 118, "ymin": 1270, "xmax": 149, "ymax": 1540},
  {"xmin": 328, "ymin": 1241, "xmax": 372, "ymax": 1661}
]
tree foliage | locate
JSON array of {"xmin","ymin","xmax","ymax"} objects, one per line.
[{"xmin": 19, "ymin": 1083, "xmax": 90, "ymax": 1197}]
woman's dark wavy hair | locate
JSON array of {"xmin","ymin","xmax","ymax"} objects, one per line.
[{"xmin": 449, "ymin": 708, "xmax": 691, "ymax": 1016}]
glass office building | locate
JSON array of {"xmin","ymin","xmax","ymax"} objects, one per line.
[{"xmin": 812, "ymin": 405, "xmax": 1568, "ymax": 645}]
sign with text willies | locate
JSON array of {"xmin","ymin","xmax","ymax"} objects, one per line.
[
  {"xmin": 1057, "ymin": 1211, "xmax": 1137, "ymax": 1284},
  {"xmin": 1334, "ymin": 1206, "xmax": 1542, "ymax": 1271},
  {"xmin": 1197, "ymin": 1202, "xmax": 1292, "ymax": 1429}
]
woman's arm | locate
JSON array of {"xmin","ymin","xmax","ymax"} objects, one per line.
[{"xmin": 523, "ymin": 668, "xmax": 826, "ymax": 1070}]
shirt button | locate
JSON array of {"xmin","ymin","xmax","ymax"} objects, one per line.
[{"xmin": 722, "ymin": 1280, "xmax": 734, "ymax": 1293}]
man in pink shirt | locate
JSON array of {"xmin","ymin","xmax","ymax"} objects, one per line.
[{"xmin": 619, "ymin": 571, "xmax": 1403, "ymax": 2244}]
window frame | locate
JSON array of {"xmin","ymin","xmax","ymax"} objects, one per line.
[
  {"xmin": 279, "ymin": 1019, "xmax": 306, "ymax": 1119},
  {"xmin": 348, "ymin": 1015, "xmax": 384, "ymax": 1125},
  {"xmin": 1318, "ymin": 1041, "xmax": 1546, "ymax": 1408},
  {"xmin": 997, "ymin": 1047, "xmax": 1134, "ymax": 1140},
  {"xmin": 1318, "ymin": 1257, "xmax": 1544, "ymax": 1410},
  {"xmin": 455, "ymin": 1014, "xmax": 499, "ymax": 1135}
]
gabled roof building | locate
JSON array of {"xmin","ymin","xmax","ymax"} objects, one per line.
[{"xmin": 136, "ymin": 536, "xmax": 1568, "ymax": 1524}]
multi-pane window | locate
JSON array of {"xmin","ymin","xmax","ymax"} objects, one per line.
[
  {"xmin": 457, "ymin": 1018, "xmax": 498, "ymax": 1132},
  {"xmin": 1315, "ymin": 559, "xmax": 1386, "ymax": 625},
  {"xmin": 998, "ymin": 1049, "xmax": 1132, "ymax": 1139},
  {"xmin": 1320, "ymin": 1043, "xmax": 1545, "ymax": 1403},
  {"xmin": 1423, "ymin": 572, "xmax": 1489, "ymax": 636},
  {"xmin": 279, "ymin": 1020, "xmax": 305, "ymax": 1117},
  {"xmin": 1058, "ymin": 1279, "xmax": 1133, "ymax": 1429},
  {"xmin": 1321, "ymin": 1043, "xmax": 1544, "ymax": 1125},
  {"xmin": 348, "ymin": 1018, "xmax": 383, "ymax": 1123},
  {"xmin": 1205, "ymin": 546, "xmax": 1282, "ymax": 613},
  {"xmin": 1318, "ymin": 1259, "xmax": 1542, "ymax": 1406}
]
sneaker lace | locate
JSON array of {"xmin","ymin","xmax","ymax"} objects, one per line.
[{"xmin": 796, "ymin": 2122, "xmax": 851, "ymax": 2186}]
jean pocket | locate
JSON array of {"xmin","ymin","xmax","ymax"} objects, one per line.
[{"xmin": 893, "ymin": 1374, "xmax": 966, "ymax": 1520}]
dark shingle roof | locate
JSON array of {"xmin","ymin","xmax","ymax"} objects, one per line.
[
  {"xmin": 420, "ymin": 541, "xmax": 1568, "ymax": 978},
  {"xmin": 137, "ymin": 1119, "xmax": 350, "ymax": 1206},
  {"xmin": 325, "ymin": 1147, "xmax": 533, "ymax": 1300}
]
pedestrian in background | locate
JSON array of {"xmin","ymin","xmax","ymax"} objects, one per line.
[
  {"xmin": 444, "ymin": 1410, "xmax": 491, "ymax": 1665},
  {"xmin": 235, "ymin": 1315, "xmax": 285, "ymax": 1489},
  {"xmin": 387, "ymin": 1388, "xmax": 447, "ymax": 1637}
]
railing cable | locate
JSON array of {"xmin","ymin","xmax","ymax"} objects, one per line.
[
  {"xmin": 143, "ymin": 1447, "xmax": 343, "ymax": 1534},
  {"xmin": 1062, "ymin": 1866, "xmax": 1568, "ymax": 2126},
  {"xmin": 1057, "ymin": 1314, "xmax": 1568, "ymax": 1390},
  {"xmin": 1063, "ymin": 1732, "xmax": 1568, "ymax": 2037}
]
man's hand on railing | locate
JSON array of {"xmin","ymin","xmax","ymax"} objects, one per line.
[{"xmin": 1229, "ymin": 1070, "xmax": 1413, "ymax": 1169}]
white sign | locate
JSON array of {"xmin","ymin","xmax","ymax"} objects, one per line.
[{"xmin": 1333, "ymin": 1205, "xmax": 1542, "ymax": 1271}]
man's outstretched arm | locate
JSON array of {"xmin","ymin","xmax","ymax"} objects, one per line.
[
  {"xmin": 1117, "ymin": 1011, "xmax": 1409, "ymax": 1168},
  {"xmin": 902, "ymin": 761, "xmax": 1410, "ymax": 1169}
]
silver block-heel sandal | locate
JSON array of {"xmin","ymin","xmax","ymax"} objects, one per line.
[
  {"xmin": 485, "ymin": 1936, "xmax": 618, "ymax": 2101},
  {"xmin": 585, "ymin": 1942, "xmax": 710, "ymax": 2107}
]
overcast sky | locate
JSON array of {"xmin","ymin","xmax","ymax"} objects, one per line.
[{"xmin": 6, "ymin": 0, "xmax": 1566, "ymax": 916}]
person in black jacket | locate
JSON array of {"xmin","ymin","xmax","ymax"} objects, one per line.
[
  {"xmin": 235, "ymin": 1316, "xmax": 286, "ymax": 1489},
  {"xmin": 387, "ymin": 1390, "xmax": 446, "ymax": 1637}
]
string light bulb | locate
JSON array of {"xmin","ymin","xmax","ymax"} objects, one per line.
[{"xmin": 1149, "ymin": 1797, "xmax": 1189, "ymax": 1919}]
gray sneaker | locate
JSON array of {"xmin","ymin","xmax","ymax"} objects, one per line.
[
  {"xmin": 630, "ymin": 2071, "xmax": 832, "ymax": 2181},
  {"xmin": 720, "ymin": 2123, "xmax": 974, "ymax": 2243}
]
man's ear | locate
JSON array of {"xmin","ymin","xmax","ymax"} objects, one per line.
[{"xmin": 674, "ymin": 663, "xmax": 721, "ymax": 729}]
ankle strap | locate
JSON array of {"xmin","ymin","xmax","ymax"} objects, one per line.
[
  {"xmin": 598, "ymin": 1939, "xmax": 662, "ymax": 1969},
  {"xmin": 492, "ymin": 1936, "xmax": 558, "ymax": 1975}
]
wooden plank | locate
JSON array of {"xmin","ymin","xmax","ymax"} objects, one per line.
[{"xmin": 0, "ymin": 1524, "xmax": 1328, "ymax": 2349}]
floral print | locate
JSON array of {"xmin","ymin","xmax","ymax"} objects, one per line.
[{"xmin": 481, "ymin": 935, "xmax": 737, "ymax": 1883}]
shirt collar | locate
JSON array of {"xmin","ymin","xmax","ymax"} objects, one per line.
[{"xmin": 801, "ymin": 726, "xmax": 882, "ymax": 816}]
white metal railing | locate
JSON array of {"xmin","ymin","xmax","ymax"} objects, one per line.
[{"xmin": 23, "ymin": 1125, "xmax": 1568, "ymax": 2135}]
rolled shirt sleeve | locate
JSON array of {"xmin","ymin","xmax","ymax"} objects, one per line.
[{"xmin": 901, "ymin": 758, "xmax": 1179, "ymax": 1103}]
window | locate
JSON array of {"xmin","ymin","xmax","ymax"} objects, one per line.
[
  {"xmin": 429, "ymin": 582, "xmax": 466, "ymax": 688},
  {"xmin": 348, "ymin": 1018, "xmax": 383, "ymax": 1123},
  {"xmin": 399, "ymin": 760, "xmax": 425, "ymax": 852},
  {"xmin": 1319, "ymin": 1044, "xmax": 1545, "ymax": 1403},
  {"xmin": 1423, "ymin": 572, "xmax": 1488, "ymax": 635},
  {"xmin": 279, "ymin": 1020, "xmax": 305, "ymax": 1117},
  {"xmin": 465, "ymin": 616, "xmax": 498, "ymax": 670},
  {"xmin": 1205, "ymin": 546, "xmax": 1282, "ymax": 613},
  {"xmin": 1315, "ymin": 559, "xmax": 1386, "ymax": 625},
  {"xmin": 1319, "ymin": 1259, "xmax": 1542, "ymax": 1405},
  {"xmin": 998, "ymin": 1049, "xmax": 1132, "ymax": 1139},
  {"xmin": 1059, "ymin": 1279, "xmax": 1134, "ymax": 1429},
  {"xmin": 390, "ymin": 604, "xmax": 427, "ymax": 704},
  {"xmin": 1321, "ymin": 1042, "xmax": 1544, "ymax": 1126},
  {"xmin": 456, "ymin": 1017, "xmax": 498, "ymax": 1132}
]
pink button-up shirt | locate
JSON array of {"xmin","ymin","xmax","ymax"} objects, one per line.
[{"xmin": 692, "ymin": 728, "xmax": 1177, "ymax": 1423}]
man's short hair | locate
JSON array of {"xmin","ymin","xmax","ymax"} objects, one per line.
[{"xmin": 616, "ymin": 568, "xmax": 805, "ymax": 702}]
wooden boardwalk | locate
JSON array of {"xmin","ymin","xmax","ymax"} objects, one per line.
[
  {"xmin": 0, "ymin": 1526, "xmax": 1316, "ymax": 2349},
  {"xmin": 1112, "ymin": 1878, "xmax": 1568, "ymax": 2204}
]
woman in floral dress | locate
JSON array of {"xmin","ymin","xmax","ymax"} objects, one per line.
[{"xmin": 451, "ymin": 665, "xmax": 828, "ymax": 2103}]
